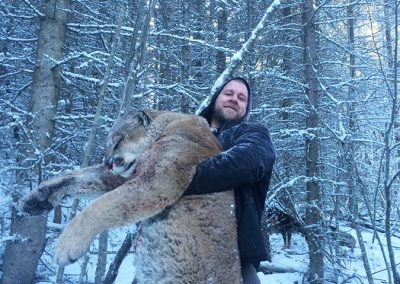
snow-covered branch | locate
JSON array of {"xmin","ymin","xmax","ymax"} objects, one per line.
[
  {"xmin": 151, "ymin": 31, "xmax": 235, "ymax": 53},
  {"xmin": 196, "ymin": 0, "xmax": 282, "ymax": 114}
]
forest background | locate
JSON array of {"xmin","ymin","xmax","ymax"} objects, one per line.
[{"xmin": 0, "ymin": 0, "xmax": 399, "ymax": 283}]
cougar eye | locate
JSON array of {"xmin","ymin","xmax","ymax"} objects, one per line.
[{"xmin": 113, "ymin": 136, "xmax": 123, "ymax": 150}]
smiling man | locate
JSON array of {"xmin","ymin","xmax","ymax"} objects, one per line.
[
  {"xmin": 211, "ymin": 79, "xmax": 249, "ymax": 127},
  {"xmin": 185, "ymin": 77, "xmax": 276, "ymax": 284}
]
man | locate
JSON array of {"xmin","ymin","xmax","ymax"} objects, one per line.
[{"xmin": 185, "ymin": 77, "xmax": 276, "ymax": 283}]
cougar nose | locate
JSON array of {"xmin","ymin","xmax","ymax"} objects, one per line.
[{"xmin": 113, "ymin": 157, "xmax": 124, "ymax": 167}]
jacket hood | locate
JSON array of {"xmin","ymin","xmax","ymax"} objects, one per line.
[{"xmin": 199, "ymin": 77, "xmax": 252, "ymax": 126}]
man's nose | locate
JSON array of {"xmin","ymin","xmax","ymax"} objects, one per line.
[{"xmin": 229, "ymin": 94, "xmax": 239, "ymax": 103}]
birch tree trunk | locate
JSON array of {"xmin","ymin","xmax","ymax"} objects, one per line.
[
  {"xmin": 302, "ymin": 0, "xmax": 324, "ymax": 282},
  {"xmin": 2, "ymin": 0, "xmax": 70, "ymax": 283}
]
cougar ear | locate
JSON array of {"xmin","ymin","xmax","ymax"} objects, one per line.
[{"xmin": 138, "ymin": 110, "xmax": 151, "ymax": 127}]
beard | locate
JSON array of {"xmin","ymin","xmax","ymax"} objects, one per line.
[{"xmin": 212, "ymin": 106, "xmax": 242, "ymax": 126}]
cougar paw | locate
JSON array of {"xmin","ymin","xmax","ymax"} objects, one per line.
[
  {"xmin": 54, "ymin": 217, "xmax": 94, "ymax": 266},
  {"xmin": 18, "ymin": 194, "xmax": 53, "ymax": 216}
]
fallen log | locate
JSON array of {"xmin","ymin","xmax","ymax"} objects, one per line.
[{"xmin": 258, "ymin": 261, "xmax": 306, "ymax": 274}]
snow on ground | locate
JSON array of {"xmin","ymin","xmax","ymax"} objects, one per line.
[
  {"xmin": 260, "ymin": 233, "xmax": 308, "ymax": 283},
  {"xmin": 47, "ymin": 225, "xmax": 399, "ymax": 283},
  {"xmin": 346, "ymin": 227, "xmax": 400, "ymax": 283},
  {"xmin": 114, "ymin": 253, "xmax": 135, "ymax": 284},
  {"xmin": 260, "ymin": 226, "xmax": 400, "ymax": 283},
  {"xmin": 260, "ymin": 272, "xmax": 304, "ymax": 284}
]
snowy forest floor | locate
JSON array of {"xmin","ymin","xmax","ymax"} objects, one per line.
[
  {"xmin": 54, "ymin": 225, "xmax": 399, "ymax": 283},
  {"xmin": 260, "ymin": 226, "xmax": 400, "ymax": 284}
]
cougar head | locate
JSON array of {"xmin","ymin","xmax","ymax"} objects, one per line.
[{"xmin": 104, "ymin": 111, "xmax": 152, "ymax": 177}]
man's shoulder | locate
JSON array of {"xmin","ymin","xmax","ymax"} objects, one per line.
[
  {"xmin": 232, "ymin": 121, "xmax": 270, "ymax": 134},
  {"xmin": 220, "ymin": 121, "xmax": 272, "ymax": 143}
]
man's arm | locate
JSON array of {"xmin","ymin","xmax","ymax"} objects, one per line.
[{"xmin": 184, "ymin": 123, "xmax": 276, "ymax": 195}]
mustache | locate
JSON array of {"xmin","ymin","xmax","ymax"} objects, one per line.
[{"xmin": 223, "ymin": 104, "xmax": 239, "ymax": 111}]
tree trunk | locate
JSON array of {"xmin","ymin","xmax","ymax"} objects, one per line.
[
  {"xmin": 357, "ymin": 166, "xmax": 392, "ymax": 284},
  {"xmin": 78, "ymin": 254, "xmax": 90, "ymax": 284},
  {"xmin": 2, "ymin": 1, "xmax": 70, "ymax": 283},
  {"xmin": 277, "ymin": 5, "xmax": 296, "ymax": 210},
  {"xmin": 302, "ymin": 0, "xmax": 324, "ymax": 283},
  {"xmin": 94, "ymin": 231, "xmax": 109, "ymax": 283},
  {"xmin": 383, "ymin": 1, "xmax": 400, "ymax": 283},
  {"xmin": 82, "ymin": 1, "xmax": 126, "ymax": 166},
  {"xmin": 155, "ymin": 0, "xmax": 173, "ymax": 110},
  {"xmin": 124, "ymin": 0, "xmax": 154, "ymax": 110},
  {"xmin": 119, "ymin": 0, "xmax": 146, "ymax": 114},
  {"xmin": 216, "ymin": 1, "xmax": 227, "ymax": 74},
  {"xmin": 104, "ymin": 233, "xmax": 133, "ymax": 284},
  {"xmin": 180, "ymin": 1, "xmax": 190, "ymax": 113},
  {"xmin": 346, "ymin": 3, "xmax": 374, "ymax": 283},
  {"xmin": 2, "ymin": 209, "xmax": 47, "ymax": 284}
]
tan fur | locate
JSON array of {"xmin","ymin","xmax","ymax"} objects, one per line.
[{"xmin": 19, "ymin": 110, "xmax": 241, "ymax": 283}]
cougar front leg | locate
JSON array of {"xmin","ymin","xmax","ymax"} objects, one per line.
[
  {"xmin": 19, "ymin": 164, "xmax": 127, "ymax": 215},
  {"xmin": 54, "ymin": 149, "xmax": 191, "ymax": 266},
  {"xmin": 54, "ymin": 179, "xmax": 183, "ymax": 266}
]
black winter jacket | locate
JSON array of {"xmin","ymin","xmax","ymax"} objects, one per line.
[{"xmin": 184, "ymin": 120, "xmax": 276, "ymax": 267}]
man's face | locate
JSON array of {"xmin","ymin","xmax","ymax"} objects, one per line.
[{"xmin": 212, "ymin": 80, "xmax": 249, "ymax": 127}]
